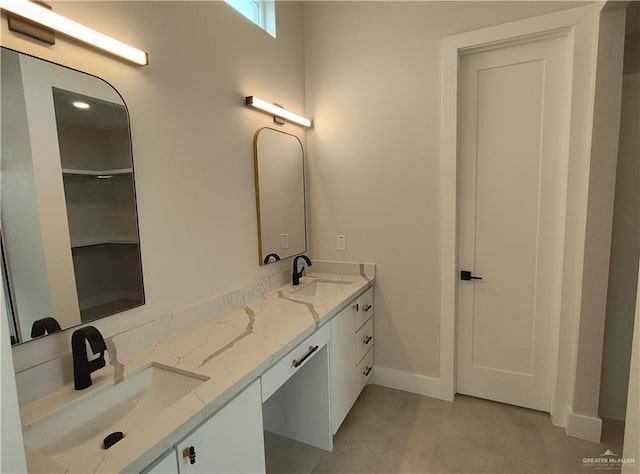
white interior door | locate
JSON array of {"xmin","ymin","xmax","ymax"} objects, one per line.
[{"xmin": 457, "ymin": 33, "xmax": 570, "ymax": 412}]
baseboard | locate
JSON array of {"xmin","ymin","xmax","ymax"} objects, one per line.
[
  {"xmin": 566, "ymin": 409, "xmax": 602, "ymax": 442},
  {"xmin": 600, "ymin": 414, "xmax": 627, "ymax": 423},
  {"xmin": 373, "ymin": 366, "xmax": 454, "ymax": 401},
  {"xmin": 551, "ymin": 402, "xmax": 569, "ymax": 428}
]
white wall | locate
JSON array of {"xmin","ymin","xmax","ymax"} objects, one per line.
[
  {"xmin": 623, "ymin": 0, "xmax": 640, "ymax": 74},
  {"xmin": 571, "ymin": 4, "xmax": 626, "ymax": 427},
  {"xmin": 0, "ymin": 50, "xmax": 53, "ymax": 343},
  {"xmin": 597, "ymin": 2, "xmax": 640, "ymax": 424},
  {"xmin": 1, "ymin": 0, "xmax": 306, "ymax": 397},
  {"xmin": 303, "ymin": 1, "xmax": 586, "ymax": 381},
  {"xmin": 599, "ymin": 73, "xmax": 640, "ymax": 421},
  {"xmin": 622, "ymin": 269, "xmax": 639, "ymax": 472},
  {"xmin": 0, "ymin": 178, "xmax": 27, "ymax": 474},
  {"xmin": 1, "ymin": 297, "xmax": 27, "ymax": 473},
  {"xmin": 624, "ymin": 33, "xmax": 640, "ymax": 74}
]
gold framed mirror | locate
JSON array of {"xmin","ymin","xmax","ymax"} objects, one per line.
[{"xmin": 253, "ymin": 127, "xmax": 306, "ymax": 265}]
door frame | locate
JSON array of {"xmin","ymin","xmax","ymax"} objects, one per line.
[{"xmin": 439, "ymin": 4, "xmax": 602, "ymax": 427}]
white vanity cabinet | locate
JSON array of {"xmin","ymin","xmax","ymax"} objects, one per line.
[
  {"xmin": 145, "ymin": 379, "xmax": 265, "ymax": 474},
  {"xmin": 354, "ymin": 287, "xmax": 374, "ymax": 331},
  {"xmin": 145, "ymin": 449, "xmax": 178, "ymax": 474},
  {"xmin": 330, "ymin": 287, "xmax": 374, "ymax": 434},
  {"xmin": 262, "ymin": 324, "xmax": 333, "ymax": 451},
  {"xmin": 176, "ymin": 379, "xmax": 265, "ymax": 474}
]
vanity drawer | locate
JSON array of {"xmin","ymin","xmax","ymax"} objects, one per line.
[
  {"xmin": 356, "ymin": 346, "xmax": 374, "ymax": 393},
  {"xmin": 355, "ymin": 317, "xmax": 374, "ymax": 365},
  {"xmin": 261, "ymin": 324, "xmax": 330, "ymax": 402},
  {"xmin": 354, "ymin": 287, "xmax": 374, "ymax": 331}
]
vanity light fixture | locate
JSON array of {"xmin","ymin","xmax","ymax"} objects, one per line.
[
  {"xmin": 245, "ymin": 96, "xmax": 312, "ymax": 128},
  {"xmin": 72, "ymin": 101, "xmax": 90, "ymax": 109},
  {"xmin": 0, "ymin": 0, "xmax": 149, "ymax": 66}
]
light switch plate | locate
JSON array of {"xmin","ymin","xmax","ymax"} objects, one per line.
[
  {"xmin": 336, "ymin": 234, "xmax": 346, "ymax": 251},
  {"xmin": 281, "ymin": 234, "xmax": 290, "ymax": 249}
]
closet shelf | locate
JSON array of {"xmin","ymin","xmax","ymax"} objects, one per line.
[
  {"xmin": 80, "ymin": 298, "xmax": 144, "ymax": 322},
  {"xmin": 62, "ymin": 168, "xmax": 133, "ymax": 178},
  {"xmin": 71, "ymin": 236, "xmax": 139, "ymax": 248}
]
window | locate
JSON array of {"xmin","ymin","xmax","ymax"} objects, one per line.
[{"xmin": 225, "ymin": 0, "xmax": 276, "ymax": 38}]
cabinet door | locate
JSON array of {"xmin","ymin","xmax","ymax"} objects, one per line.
[
  {"xmin": 176, "ymin": 380, "xmax": 265, "ymax": 474},
  {"xmin": 356, "ymin": 346, "xmax": 375, "ymax": 394},
  {"xmin": 354, "ymin": 287, "xmax": 374, "ymax": 330},
  {"xmin": 143, "ymin": 449, "xmax": 178, "ymax": 474},
  {"xmin": 355, "ymin": 317, "xmax": 374, "ymax": 365},
  {"xmin": 330, "ymin": 305, "xmax": 357, "ymax": 434}
]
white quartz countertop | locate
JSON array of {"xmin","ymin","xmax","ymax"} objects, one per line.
[{"xmin": 21, "ymin": 265, "xmax": 374, "ymax": 473}]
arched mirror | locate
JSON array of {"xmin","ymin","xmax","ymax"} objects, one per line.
[
  {"xmin": 253, "ymin": 128, "xmax": 306, "ymax": 265},
  {"xmin": 1, "ymin": 48, "xmax": 145, "ymax": 344}
]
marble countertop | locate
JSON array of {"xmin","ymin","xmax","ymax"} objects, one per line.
[{"xmin": 21, "ymin": 264, "xmax": 374, "ymax": 473}]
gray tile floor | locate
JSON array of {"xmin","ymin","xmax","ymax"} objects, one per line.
[{"xmin": 265, "ymin": 384, "xmax": 625, "ymax": 474}]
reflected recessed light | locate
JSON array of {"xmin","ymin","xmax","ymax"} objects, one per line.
[{"xmin": 72, "ymin": 101, "xmax": 90, "ymax": 109}]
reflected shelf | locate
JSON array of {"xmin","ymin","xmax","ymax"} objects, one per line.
[
  {"xmin": 80, "ymin": 298, "xmax": 144, "ymax": 322},
  {"xmin": 71, "ymin": 236, "xmax": 139, "ymax": 248},
  {"xmin": 62, "ymin": 168, "xmax": 133, "ymax": 178}
]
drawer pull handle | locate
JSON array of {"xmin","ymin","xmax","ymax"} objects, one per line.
[
  {"xmin": 363, "ymin": 304, "xmax": 372, "ymax": 312},
  {"xmin": 183, "ymin": 446, "xmax": 196, "ymax": 464},
  {"xmin": 353, "ymin": 303, "xmax": 359, "ymax": 312},
  {"xmin": 363, "ymin": 367, "xmax": 372, "ymax": 376},
  {"xmin": 363, "ymin": 335, "xmax": 373, "ymax": 345},
  {"xmin": 292, "ymin": 345, "xmax": 319, "ymax": 368}
]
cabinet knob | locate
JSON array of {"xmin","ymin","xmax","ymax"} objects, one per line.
[{"xmin": 183, "ymin": 446, "xmax": 196, "ymax": 465}]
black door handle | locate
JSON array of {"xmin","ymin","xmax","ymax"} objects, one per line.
[{"xmin": 460, "ymin": 271, "xmax": 483, "ymax": 281}]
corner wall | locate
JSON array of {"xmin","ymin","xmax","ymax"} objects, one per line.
[
  {"xmin": 622, "ymin": 270, "xmax": 639, "ymax": 471},
  {"xmin": 599, "ymin": 4, "xmax": 640, "ymax": 424},
  {"xmin": 568, "ymin": 4, "xmax": 627, "ymax": 441},
  {"xmin": 599, "ymin": 76, "xmax": 640, "ymax": 422}
]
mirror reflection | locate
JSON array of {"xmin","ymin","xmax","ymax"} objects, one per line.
[
  {"xmin": 1, "ymin": 48, "xmax": 144, "ymax": 345},
  {"xmin": 253, "ymin": 128, "xmax": 306, "ymax": 265}
]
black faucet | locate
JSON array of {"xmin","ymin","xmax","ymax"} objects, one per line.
[
  {"xmin": 30, "ymin": 316, "xmax": 62, "ymax": 338},
  {"xmin": 263, "ymin": 253, "xmax": 281, "ymax": 264},
  {"xmin": 292, "ymin": 255, "xmax": 312, "ymax": 286},
  {"xmin": 72, "ymin": 326, "xmax": 107, "ymax": 390}
]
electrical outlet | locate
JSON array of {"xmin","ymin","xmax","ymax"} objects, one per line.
[
  {"xmin": 336, "ymin": 234, "xmax": 346, "ymax": 251},
  {"xmin": 281, "ymin": 234, "xmax": 290, "ymax": 249}
]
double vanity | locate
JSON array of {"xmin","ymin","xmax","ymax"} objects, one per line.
[
  {"xmin": 2, "ymin": 44, "xmax": 375, "ymax": 474},
  {"xmin": 20, "ymin": 262, "xmax": 375, "ymax": 473}
]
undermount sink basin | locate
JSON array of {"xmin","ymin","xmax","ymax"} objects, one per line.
[
  {"xmin": 292, "ymin": 279, "xmax": 353, "ymax": 297},
  {"xmin": 23, "ymin": 363, "xmax": 207, "ymax": 463}
]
